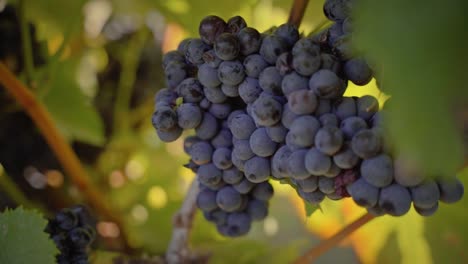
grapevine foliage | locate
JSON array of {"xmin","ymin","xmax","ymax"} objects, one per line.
[{"xmin": 0, "ymin": 207, "xmax": 58, "ymax": 264}]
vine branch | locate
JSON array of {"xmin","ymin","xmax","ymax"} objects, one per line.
[
  {"xmin": 294, "ymin": 213, "xmax": 375, "ymax": 264},
  {"xmin": 166, "ymin": 179, "xmax": 199, "ymax": 264},
  {"xmin": 288, "ymin": 0, "xmax": 310, "ymax": 28},
  {"xmin": 0, "ymin": 62, "xmax": 131, "ymax": 251}
]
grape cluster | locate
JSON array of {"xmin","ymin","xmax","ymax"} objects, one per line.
[
  {"xmin": 45, "ymin": 205, "xmax": 96, "ymax": 264},
  {"xmin": 152, "ymin": 0, "xmax": 464, "ymax": 236}
]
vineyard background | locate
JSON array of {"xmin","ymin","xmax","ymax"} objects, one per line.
[{"xmin": 0, "ymin": 0, "xmax": 466, "ymax": 263}]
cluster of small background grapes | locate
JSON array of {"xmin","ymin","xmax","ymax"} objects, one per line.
[
  {"xmin": 152, "ymin": 0, "xmax": 464, "ymax": 237},
  {"xmin": 45, "ymin": 206, "xmax": 96, "ymax": 264}
]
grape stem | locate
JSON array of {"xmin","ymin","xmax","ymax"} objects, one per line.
[
  {"xmin": 293, "ymin": 212, "xmax": 375, "ymax": 264},
  {"xmin": 0, "ymin": 62, "xmax": 132, "ymax": 252},
  {"xmin": 288, "ymin": 0, "xmax": 310, "ymax": 28},
  {"xmin": 18, "ymin": 0, "xmax": 35, "ymax": 86},
  {"xmin": 166, "ymin": 179, "xmax": 200, "ymax": 264}
]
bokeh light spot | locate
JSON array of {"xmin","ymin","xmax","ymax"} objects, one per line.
[
  {"xmin": 147, "ymin": 186, "xmax": 168, "ymax": 209},
  {"xmin": 263, "ymin": 216, "xmax": 279, "ymax": 236},
  {"xmin": 131, "ymin": 204, "xmax": 149, "ymax": 224},
  {"xmin": 109, "ymin": 170, "xmax": 126, "ymax": 188},
  {"xmin": 97, "ymin": 221, "xmax": 120, "ymax": 238},
  {"xmin": 45, "ymin": 170, "xmax": 64, "ymax": 188}
]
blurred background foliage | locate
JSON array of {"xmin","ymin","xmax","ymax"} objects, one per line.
[{"xmin": 0, "ymin": 0, "xmax": 466, "ymax": 263}]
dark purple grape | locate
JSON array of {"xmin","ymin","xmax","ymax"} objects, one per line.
[{"xmin": 199, "ymin": 15, "xmax": 227, "ymax": 44}]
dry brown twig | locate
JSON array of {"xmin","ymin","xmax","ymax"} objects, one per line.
[{"xmin": 166, "ymin": 180, "xmax": 200, "ymax": 264}]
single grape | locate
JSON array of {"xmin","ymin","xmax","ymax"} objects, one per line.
[
  {"xmin": 199, "ymin": 98, "xmax": 211, "ymax": 109},
  {"xmin": 410, "ymin": 180, "xmax": 440, "ymax": 209},
  {"xmin": 211, "ymin": 129, "xmax": 233, "ymax": 148},
  {"xmin": 183, "ymin": 136, "xmax": 201, "ymax": 154},
  {"xmin": 281, "ymin": 72, "xmax": 308, "ymax": 96},
  {"xmin": 249, "ymin": 128, "xmax": 278, "ymax": 157},
  {"xmin": 226, "ymin": 212, "xmax": 251, "ymax": 237},
  {"xmin": 209, "ymin": 103, "xmax": 232, "ymax": 119},
  {"xmin": 294, "ymin": 176, "xmax": 319, "ymax": 192},
  {"xmin": 199, "ymin": 15, "xmax": 227, "ymax": 44},
  {"xmin": 178, "ymin": 38, "xmax": 192, "ymax": 53},
  {"xmin": 319, "ymin": 113, "xmax": 339, "ymax": 127},
  {"xmin": 260, "ymin": 35, "xmax": 288, "ymax": 64},
  {"xmin": 238, "ymin": 77, "xmax": 262, "ymax": 104},
  {"xmin": 222, "ymin": 167, "xmax": 243, "ymax": 185},
  {"xmin": 231, "ymin": 151, "xmax": 246, "ymax": 171},
  {"xmin": 327, "ymin": 22, "xmax": 344, "ymax": 46},
  {"xmin": 190, "ymin": 141, "xmax": 213, "ymax": 165},
  {"xmin": 177, "ymin": 103, "xmax": 202, "ymax": 129},
  {"xmin": 218, "ymin": 60, "xmax": 246, "ymax": 86},
  {"xmin": 216, "ymin": 186, "xmax": 243, "ymax": 212},
  {"xmin": 333, "ymin": 144, "xmax": 359, "ymax": 169},
  {"xmin": 292, "ymin": 38, "xmax": 320, "ymax": 56},
  {"xmin": 414, "ymin": 202, "xmax": 439, "ymax": 217},
  {"xmin": 195, "ymin": 112, "xmax": 219, "ymax": 140},
  {"xmin": 309, "ymin": 69, "xmax": 345, "ymax": 99},
  {"xmin": 226, "ymin": 16, "xmax": 247, "ymax": 33},
  {"xmin": 288, "ymin": 116, "xmax": 321, "ymax": 148},
  {"xmin": 275, "ymin": 23, "xmax": 300, "ymax": 47},
  {"xmin": 320, "ymin": 53, "xmax": 341, "ymax": 73},
  {"xmin": 305, "ymin": 148, "xmax": 332, "ymax": 175},
  {"xmin": 233, "ymin": 178, "xmax": 255, "ymax": 194},
  {"xmin": 202, "ymin": 49, "xmax": 222, "ymax": 68},
  {"xmin": 162, "ymin": 50, "xmax": 185, "ymax": 70},
  {"xmin": 298, "ymin": 189, "xmax": 325, "ymax": 204},
  {"xmin": 185, "ymin": 38, "xmax": 210, "ymax": 65},
  {"xmin": 379, "ymin": 184, "xmax": 412, "ymax": 216},
  {"xmin": 259, "ymin": 67, "xmax": 283, "ymax": 95},
  {"xmin": 243, "ymin": 54, "xmax": 269, "ymax": 78},
  {"xmin": 177, "ymin": 78, "xmax": 204, "ymax": 103},
  {"xmin": 238, "ymin": 27, "xmax": 261, "ymax": 55},
  {"xmin": 164, "ymin": 61, "xmax": 187, "ymax": 89},
  {"xmin": 252, "ymin": 182, "xmax": 274, "ymax": 201},
  {"xmin": 221, "ymin": 83, "xmax": 239, "ymax": 97},
  {"xmin": 351, "ymin": 129, "xmax": 382, "ymax": 159},
  {"xmin": 214, "ymin": 33, "xmax": 240, "ymax": 60},
  {"xmin": 152, "ymin": 106, "xmax": 178, "ymax": 132},
  {"xmin": 346, "ymin": 177, "xmax": 379, "ymax": 208},
  {"xmin": 340, "ymin": 116, "xmax": 368, "ymax": 139},
  {"xmin": 333, "ymin": 97, "xmax": 356, "ymax": 120},
  {"xmin": 198, "ymin": 163, "xmax": 223, "ymax": 187},
  {"xmin": 196, "ymin": 189, "xmax": 218, "ymax": 211},
  {"xmin": 229, "ymin": 113, "xmax": 256, "ymax": 139},
  {"xmin": 357, "ymin": 95, "xmax": 379, "ymax": 121},
  {"xmin": 198, "ymin": 63, "xmax": 221, "ymax": 88},
  {"xmin": 266, "ymin": 124, "xmax": 288, "ymax": 143},
  {"xmin": 156, "ymin": 126, "xmax": 183, "ymax": 142},
  {"xmin": 287, "ymin": 149, "xmax": 310, "ymax": 180},
  {"xmin": 247, "ymin": 199, "xmax": 269, "ymax": 221},
  {"xmin": 323, "ymin": 0, "xmax": 352, "ymax": 22},
  {"xmin": 318, "ymin": 176, "xmax": 336, "ymax": 194},
  {"xmin": 292, "ymin": 51, "xmax": 321, "ymax": 76},
  {"xmin": 204, "ymin": 86, "xmax": 227, "ymax": 104},
  {"xmin": 154, "ymin": 88, "xmax": 177, "ymax": 109},
  {"xmin": 244, "ymin": 156, "xmax": 271, "ymax": 183},
  {"xmin": 251, "ymin": 95, "xmax": 283, "ymax": 126},
  {"xmin": 288, "ymin": 90, "xmax": 318, "ymax": 115},
  {"xmin": 232, "ymin": 139, "xmax": 255, "ymax": 160},
  {"xmin": 437, "ymin": 177, "xmax": 464, "ymax": 204},
  {"xmin": 361, "ymin": 154, "xmax": 394, "ymax": 188},
  {"xmin": 213, "ymin": 147, "xmax": 233, "ymax": 170},
  {"xmin": 271, "ymin": 145, "xmax": 292, "ymax": 179},
  {"xmin": 204, "ymin": 209, "xmax": 228, "ymax": 225},
  {"xmin": 344, "ymin": 58, "xmax": 373, "ymax": 86}
]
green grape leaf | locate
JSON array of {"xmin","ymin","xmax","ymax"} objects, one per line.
[
  {"xmin": 304, "ymin": 202, "xmax": 320, "ymax": 217},
  {"xmin": 42, "ymin": 59, "xmax": 105, "ymax": 146},
  {"xmin": 0, "ymin": 207, "xmax": 58, "ymax": 264},
  {"xmin": 353, "ymin": 0, "xmax": 466, "ymax": 176}
]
